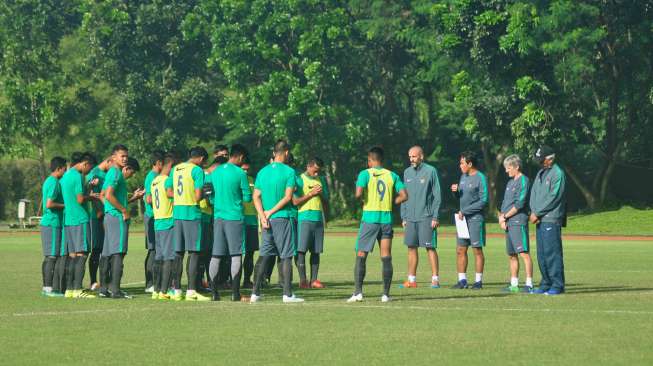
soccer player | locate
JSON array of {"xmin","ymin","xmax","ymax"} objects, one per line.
[
  {"xmin": 250, "ymin": 140, "xmax": 304, "ymax": 303},
  {"xmin": 86, "ymin": 156, "xmax": 111, "ymax": 290},
  {"xmin": 529, "ymin": 145, "xmax": 567, "ymax": 295},
  {"xmin": 293, "ymin": 157, "xmax": 329, "ymax": 289},
  {"xmin": 151, "ymin": 153, "xmax": 175, "ymax": 300},
  {"xmin": 167, "ymin": 146, "xmax": 210, "ymax": 301},
  {"xmin": 208, "ymin": 144, "xmax": 252, "ymax": 301},
  {"xmin": 347, "ymin": 147, "xmax": 407, "ymax": 303},
  {"xmin": 450, "ymin": 151, "xmax": 488, "ymax": 290},
  {"xmin": 240, "ymin": 159, "xmax": 258, "ymax": 288},
  {"xmin": 498, "ymin": 154, "xmax": 534, "ymax": 293},
  {"xmin": 40, "ymin": 156, "xmax": 67, "ymax": 297},
  {"xmin": 213, "ymin": 144, "xmax": 229, "ymax": 160},
  {"xmin": 399, "ymin": 146, "xmax": 442, "ymax": 289},
  {"xmin": 143, "ymin": 151, "xmax": 164, "ymax": 293},
  {"xmin": 100, "ymin": 146, "xmax": 145, "ymax": 299},
  {"xmin": 60, "ymin": 152, "xmax": 96, "ymax": 298}
]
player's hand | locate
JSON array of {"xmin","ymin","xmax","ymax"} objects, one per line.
[
  {"xmin": 122, "ymin": 209, "xmax": 130, "ymax": 221},
  {"xmin": 451, "ymin": 184, "xmax": 458, "ymax": 192},
  {"xmin": 132, "ymin": 188, "xmax": 145, "ymax": 199},
  {"xmin": 431, "ymin": 219, "xmax": 439, "ymax": 229},
  {"xmin": 457, "ymin": 211, "xmax": 464, "ymax": 220},
  {"xmin": 500, "ymin": 221, "xmax": 507, "ymax": 231},
  {"xmin": 89, "ymin": 178, "xmax": 100, "ymax": 186},
  {"xmin": 402, "ymin": 220, "xmax": 406, "ymax": 228},
  {"xmin": 260, "ymin": 216, "xmax": 270, "ymax": 229},
  {"xmin": 89, "ymin": 192, "xmax": 101, "ymax": 200},
  {"xmin": 529, "ymin": 213, "xmax": 539, "ymax": 224},
  {"xmin": 310, "ymin": 185, "xmax": 323, "ymax": 196}
]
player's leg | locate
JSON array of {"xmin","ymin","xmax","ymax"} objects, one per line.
[
  {"xmin": 453, "ymin": 242, "xmax": 469, "ymax": 289},
  {"xmin": 402, "ymin": 221, "xmax": 418, "ymax": 288},
  {"xmin": 276, "ymin": 218, "xmax": 302, "ymax": 302},
  {"xmin": 171, "ymin": 220, "xmax": 186, "ymax": 299},
  {"xmin": 109, "ymin": 217, "xmax": 130, "ymax": 298},
  {"xmin": 40, "ymin": 226, "xmax": 55, "ymax": 295},
  {"xmin": 309, "ymin": 220, "xmax": 324, "ymax": 287},
  {"xmin": 209, "ymin": 219, "xmax": 228, "ymax": 301},
  {"xmin": 348, "ymin": 223, "xmax": 376, "ymax": 302},
  {"xmin": 469, "ymin": 219, "xmax": 485, "ymax": 289},
  {"xmin": 72, "ymin": 223, "xmax": 91, "ymax": 295},
  {"xmin": 184, "ymin": 220, "xmax": 209, "ymax": 301},
  {"xmin": 379, "ymin": 224, "xmax": 394, "ymax": 301},
  {"xmin": 242, "ymin": 225, "xmax": 258, "ymax": 288},
  {"xmin": 251, "ymin": 225, "xmax": 278, "ymax": 302},
  {"xmin": 534, "ymin": 223, "xmax": 551, "ymax": 293},
  {"xmin": 543, "ymin": 223, "xmax": 564, "ymax": 294},
  {"xmin": 88, "ymin": 217, "xmax": 103, "ymax": 290},
  {"xmin": 517, "ymin": 224, "xmax": 534, "ymax": 292},
  {"xmin": 158, "ymin": 228, "xmax": 174, "ymax": 300},
  {"xmin": 225, "ymin": 220, "xmax": 245, "ymax": 301},
  {"xmin": 295, "ymin": 221, "xmax": 310, "ymax": 288},
  {"xmin": 144, "ymin": 214, "xmax": 156, "ymax": 292}
]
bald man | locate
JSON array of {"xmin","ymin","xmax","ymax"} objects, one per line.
[{"xmin": 400, "ymin": 146, "xmax": 442, "ymax": 288}]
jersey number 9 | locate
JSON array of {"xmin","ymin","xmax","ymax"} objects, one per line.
[{"xmin": 376, "ymin": 180, "xmax": 386, "ymax": 201}]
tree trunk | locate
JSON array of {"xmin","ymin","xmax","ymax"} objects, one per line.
[
  {"xmin": 480, "ymin": 142, "xmax": 504, "ymax": 217},
  {"xmin": 562, "ymin": 165, "xmax": 598, "ymax": 210}
]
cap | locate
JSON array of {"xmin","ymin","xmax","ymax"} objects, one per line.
[{"xmin": 534, "ymin": 145, "xmax": 555, "ymax": 162}]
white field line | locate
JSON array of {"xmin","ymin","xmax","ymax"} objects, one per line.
[{"xmin": 6, "ymin": 301, "xmax": 653, "ymax": 318}]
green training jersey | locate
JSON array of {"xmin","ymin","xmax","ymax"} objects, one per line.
[
  {"xmin": 254, "ymin": 162, "xmax": 296, "ymax": 219},
  {"xmin": 102, "ymin": 166, "xmax": 128, "ymax": 217},
  {"xmin": 210, "ymin": 162, "xmax": 252, "ymax": 220},
  {"xmin": 356, "ymin": 167, "xmax": 404, "ymax": 224},
  {"xmin": 60, "ymin": 168, "xmax": 89, "ymax": 226},
  {"xmin": 143, "ymin": 169, "xmax": 158, "ymax": 217},
  {"xmin": 41, "ymin": 175, "xmax": 63, "ymax": 227},
  {"xmin": 85, "ymin": 165, "xmax": 107, "ymax": 218},
  {"xmin": 243, "ymin": 175, "xmax": 258, "ymax": 226}
]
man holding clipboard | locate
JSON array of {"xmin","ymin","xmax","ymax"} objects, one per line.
[{"xmin": 451, "ymin": 151, "xmax": 488, "ymax": 290}]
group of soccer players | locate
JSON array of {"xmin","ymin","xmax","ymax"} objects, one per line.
[{"xmin": 39, "ymin": 139, "xmax": 567, "ymax": 303}]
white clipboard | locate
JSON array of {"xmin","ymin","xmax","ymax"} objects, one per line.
[{"xmin": 455, "ymin": 215, "xmax": 470, "ymax": 239}]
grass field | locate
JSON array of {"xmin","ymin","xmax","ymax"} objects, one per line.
[{"xmin": 1, "ymin": 231, "xmax": 652, "ymax": 365}]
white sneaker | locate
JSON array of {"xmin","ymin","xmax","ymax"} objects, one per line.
[
  {"xmin": 381, "ymin": 295, "xmax": 391, "ymax": 303},
  {"xmin": 90, "ymin": 283, "xmax": 99, "ymax": 291},
  {"xmin": 346, "ymin": 293, "xmax": 363, "ymax": 303},
  {"xmin": 144, "ymin": 286, "xmax": 155, "ymax": 293},
  {"xmin": 250, "ymin": 294, "xmax": 261, "ymax": 303},
  {"xmin": 282, "ymin": 294, "xmax": 305, "ymax": 303}
]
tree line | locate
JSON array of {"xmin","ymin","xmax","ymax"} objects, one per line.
[{"xmin": 1, "ymin": 0, "xmax": 652, "ymax": 220}]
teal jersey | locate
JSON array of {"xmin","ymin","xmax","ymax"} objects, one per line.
[
  {"xmin": 356, "ymin": 167, "xmax": 404, "ymax": 224},
  {"xmin": 102, "ymin": 166, "xmax": 128, "ymax": 217},
  {"xmin": 165, "ymin": 164, "xmax": 205, "ymax": 220},
  {"xmin": 143, "ymin": 170, "xmax": 158, "ymax": 217},
  {"xmin": 85, "ymin": 165, "xmax": 107, "ymax": 218},
  {"xmin": 60, "ymin": 168, "xmax": 89, "ymax": 226},
  {"xmin": 254, "ymin": 162, "xmax": 296, "ymax": 219},
  {"xmin": 288, "ymin": 170, "xmax": 301, "ymax": 219},
  {"xmin": 296, "ymin": 174, "xmax": 329, "ymax": 222},
  {"xmin": 154, "ymin": 218, "xmax": 174, "ymax": 231},
  {"xmin": 40, "ymin": 175, "xmax": 63, "ymax": 227},
  {"xmin": 211, "ymin": 162, "xmax": 252, "ymax": 220}
]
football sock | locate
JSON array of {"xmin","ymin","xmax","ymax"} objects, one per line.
[
  {"xmin": 309, "ymin": 253, "xmax": 320, "ymax": 282},
  {"xmin": 230, "ymin": 255, "xmax": 242, "ymax": 296},
  {"xmin": 160, "ymin": 260, "xmax": 173, "ymax": 294},
  {"xmin": 74, "ymin": 255, "xmax": 88, "ymax": 290},
  {"xmin": 144, "ymin": 249, "xmax": 154, "ymax": 288},
  {"xmin": 253, "ymin": 256, "xmax": 273, "ymax": 296},
  {"xmin": 354, "ymin": 255, "xmax": 367, "ymax": 295},
  {"xmin": 65, "ymin": 257, "xmax": 75, "ymax": 290},
  {"xmin": 110, "ymin": 254, "xmax": 124, "ymax": 294},
  {"xmin": 381, "ymin": 256, "xmax": 393, "ymax": 296},
  {"xmin": 173, "ymin": 253, "xmax": 184, "ymax": 290},
  {"xmin": 280, "ymin": 258, "xmax": 293, "ymax": 297},
  {"xmin": 264, "ymin": 255, "xmax": 275, "ymax": 281},
  {"xmin": 53, "ymin": 256, "xmax": 66, "ymax": 293},
  {"xmin": 89, "ymin": 249, "xmax": 100, "ymax": 284},
  {"xmin": 510, "ymin": 277, "xmax": 519, "ymax": 287},
  {"xmin": 458, "ymin": 273, "xmax": 467, "ymax": 282},
  {"xmin": 295, "ymin": 252, "xmax": 307, "ymax": 283},
  {"xmin": 43, "ymin": 256, "xmax": 56, "ymax": 288},
  {"xmin": 243, "ymin": 251, "xmax": 254, "ymax": 283},
  {"xmin": 408, "ymin": 275, "xmax": 416, "ymax": 283},
  {"xmin": 475, "ymin": 273, "xmax": 483, "ymax": 283},
  {"xmin": 41, "ymin": 258, "xmax": 47, "ymax": 287},
  {"xmin": 209, "ymin": 256, "xmax": 221, "ymax": 284},
  {"xmin": 432, "ymin": 275, "xmax": 439, "ymax": 282},
  {"xmin": 187, "ymin": 252, "xmax": 200, "ymax": 291},
  {"xmin": 99, "ymin": 255, "xmax": 110, "ymax": 291},
  {"xmin": 526, "ymin": 277, "xmax": 533, "ymax": 287},
  {"xmin": 153, "ymin": 260, "xmax": 162, "ymax": 293}
]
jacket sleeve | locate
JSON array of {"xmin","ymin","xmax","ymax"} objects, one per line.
[
  {"xmin": 533, "ymin": 168, "xmax": 565, "ymax": 217},
  {"xmin": 431, "ymin": 168, "xmax": 441, "ymax": 220},
  {"xmin": 513, "ymin": 175, "xmax": 529, "ymax": 210}
]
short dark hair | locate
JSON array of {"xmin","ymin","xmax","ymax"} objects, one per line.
[
  {"xmin": 163, "ymin": 152, "xmax": 176, "ymax": 166},
  {"xmin": 212, "ymin": 156, "xmax": 228, "ymax": 166},
  {"xmin": 287, "ymin": 152, "xmax": 295, "ymax": 165},
  {"xmin": 308, "ymin": 157, "xmax": 324, "ymax": 168},
  {"xmin": 242, "ymin": 156, "xmax": 251, "ymax": 165},
  {"xmin": 213, "ymin": 144, "xmax": 228, "ymax": 154},
  {"xmin": 150, "ymin": 150, "xmax": 165, "ymax": 166},
  {"xmin": 50, "ymin": 157, "xmax": 67, "ymax": 172},
  {"xmin": 70, "ymin": 151, "xmax": 93, "ymax": 165},
  {"xmin": 368, "ymin": 146, "xmax": 384, "ymax": 162},
  {"xmin": 189, "ymin": 146, "xmax": 208, "ymax": 160},
  {"xmin": 84, "ymin": 152, "xmax": 98, "ymax": 166},
  {"xmin": 125, "ymin": 157, "xmax": 140, "ymax": 171},
  {"xmin": 273, "ymin": 139, "xmax": 290, "ymax": 154},
  {"xmin": 112, "ymin": 144, "xmax": 128, "ymax": 154},
  {"xmin": 460, "ymin": 151, "xmax": 478, "ymax": 167},
  {"xmin": 230, "ymin": 144, "xmax": 249, "ymax": 159}
]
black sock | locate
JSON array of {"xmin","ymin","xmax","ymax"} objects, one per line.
[
  {"xmin": 281, "ymin": 258, "xmax": 293, "ymax": 297},
  {"xmin": 296, "ymin": 253, "xmax": 307, "ymax": 283},
  {"xmin": 53, "ymin": 256, "xmax": 66, "ymax": 293},
  {"xmin": 89, "ymin": 249, "xmax": 100, "ymax": 284},
  {"xmin": 231, "ymin": 255, "xmax": 242, "ymax": 298},
  {"xmin": 264, "ymin": 255, "xmax": 275, "ymax": 281},
  {"xmin": 43, "ymin": 257, "xmax": 56, "ymax": 288},
  {"xmin": 381, "ymin": 256, "xmax": 393, "ymax": 296},
  {"xmin": 110, "ymin": 254, "xmax": 124, "ymax": 294},
  {"xmin": 310, "ymin": 253, "xmax": 320, "ymax": 282},
  {"xmin": 42, "ymin": 258, "xmax": 47, "ymax": 287},
  {"xmin": 276, "ymin": 257, "xmax": 283, "ymax": 285},
  {"xmin": 153, "ymin": 260, "xmax": 162, "ymax": 292},
  {"xmin": 65, "ymin": 257, "xmax": 75, "ymax": 291},
  {"xmin": 187, "ymin": 252, "xmax": 199, "ymax": 291},
  {"xmin": 74, "ymin": 255, "xmax": 88, "ymax": 290},
  {"xmin": 243, "ymin": 251, "xmax": 254, "ymax": 284},
  {"xmin": 253, "ymin": 256, "xmax": 273, "ymax": 296},
  {"xmin": 161, "ymin": 260, "xmax": 173, "ymax": 294},
  {"xmin": 173, "ymin": 253, "xmax": 184, "ymax": 290},
  {"xmin": 354, "ymin": 255, "xmax": 367, "ymax": 295},
  {"xmin": 99, "ymin": 255, "xmax": 110, "ymax": 291},
  {"xmin": 145, "ymin": 249, "xmax": 154, "ymax": 288}
]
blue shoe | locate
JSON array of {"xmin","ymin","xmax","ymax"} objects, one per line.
[
  {"xmin": 545, "ymin": 289, "xmax": 564, "ymax": 296},
  {"xmin": 471, "ymin": 281, "xmax": 483, "ymax": 290},
  {"xmin": 520, "ymin": 286, "xmax": 534, "ymax": 294},
  {"xmin": 430, "ymin": 280, "xmax": 441, "ymax": 289},
  {"xmin": 532, "ymin": 287, "xmax": 549, "ymax": 294},
  {"xmin": 450, "ymin": 280, "xmax": 468, "ymax": 289}
]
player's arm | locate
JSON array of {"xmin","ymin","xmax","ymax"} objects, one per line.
[
  {"xmin": 105, "ymin": 186, "xmax": 128, "ymax": 220},
  {"xmin": 533, "ymin": 170, "xmax": 564, "ymax": 218},
  {"xmin": 241, "ymin": 172, "xmax": 252, "ymax": 203},
  {"xmin": 192, "ymin": 166, "xmax": 205, "ymax": 203},
  {"xmin": 265, "ymin": 187, "xmax": 293, "ymax": 217},
  {"xmin": 253, "ymin": 188, "xmax": 268, "ymax": 229},
  {"xmin": 394, "ymin": 188, "xmax": 408, "ymax": 204},
  {"xmin": 292, "ymin": 188, "xmax": 320, "ymax": 206},
  {"xmin": 355, "ymin": 170, "xmax": 368, "ymax": 200},
  {"xmin": 128, "ymin": 188, "xmax": 145, "ymax": 203},
  {"xmin": 46, "ymin": 199, "xmax": 64, "ymax": 210}
]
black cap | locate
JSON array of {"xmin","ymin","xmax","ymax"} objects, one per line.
[{"xmin": 534, "ymin": 145, "xmax": 555, "ymax": 162}]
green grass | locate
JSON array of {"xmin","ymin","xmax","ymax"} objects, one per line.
[{"xmin": 1, "ymin": 232, "xmax": 652, "ymax": 365}]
